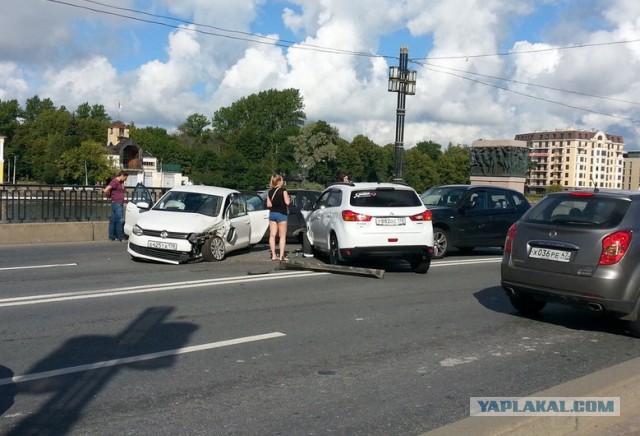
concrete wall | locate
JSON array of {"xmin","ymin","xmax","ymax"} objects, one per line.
[{"xmin": 0, "ymin": 221, "xmax": 109, "ymax": 245}]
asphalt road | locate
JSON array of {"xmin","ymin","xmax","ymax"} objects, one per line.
[{"xmin": 1, "ymin": 242, "xmax": 639, "ymax": 435}]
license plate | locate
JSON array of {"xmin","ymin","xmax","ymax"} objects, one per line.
[
  {"xmin": 529, "ymin": 247, "xmax": 571, "ymax": 262},
  {"xmin": 148, "ymin": 240, "xmax": 178, "ymax": 250},
  {"xmin": 375, "ymin": 217, "xmax": 406, "ymax": 226}
]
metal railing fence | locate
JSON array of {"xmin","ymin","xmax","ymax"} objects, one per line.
[{"xmin": 0, "ymin": 184, "xmax": 169, "ymax": 223}]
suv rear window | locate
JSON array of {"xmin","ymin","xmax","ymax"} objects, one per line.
[
  {"xmin": 350, "ymin": 188, "xmax": 422, "ymax": 207},
  {"xmin": 524, "ymin": 195, "xmax": 630, "ymax": 228}
]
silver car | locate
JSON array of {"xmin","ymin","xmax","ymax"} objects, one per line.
[{"xmin": 501, "ymin": 189, "xmax": 640, "ymax": 337}]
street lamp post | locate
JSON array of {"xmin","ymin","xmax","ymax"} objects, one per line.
[{"xmin": 388, "ymin": 46, "xmax": 417, "ymax": 183}]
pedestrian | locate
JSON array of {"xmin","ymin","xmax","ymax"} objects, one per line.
[
  {"xmin": 339, "ymin": 173, "xmax": 350, "ymax": 183},
  {"xmin": 103, "ymin": 170, "xmax": 128, "ymax": 241},
  {"xmin": 267, "ymin": 174, "xmax": 291, "ymax": 261}
]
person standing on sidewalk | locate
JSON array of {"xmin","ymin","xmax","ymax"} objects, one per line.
[
  {"xmin": 103, "ymin": 171, "xmax": 129, "ymax": 241},
  {"xmin": 267, "ymin": 174, "xmax": 291, "ymax": 261}
]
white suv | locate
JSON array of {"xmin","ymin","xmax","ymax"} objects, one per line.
[{"xmin": 304, "ymin": 182, "xmax": 434, "ymax": 273}]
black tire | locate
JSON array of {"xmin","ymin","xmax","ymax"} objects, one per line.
[
  {"xmin": 302, "ymin": 232, "xmax": 314, "ymax": 257},
  {"xmin": 509, "ymin": 294, "xmax": 546, "ymax": 316},
  {"xmin": 202, "ymin": 236, "xmax": 226, "ymax": 262},
  {"xmin": 410, "ymin": 255, "xmax": 431, "ymax": 274},
  {"xmin": 433, "ymin": 227, "xmax": 449, "ymax": 259},
  {"xmin": 329, "ymin": 233, "xmax": 341, "ymax": 265}
]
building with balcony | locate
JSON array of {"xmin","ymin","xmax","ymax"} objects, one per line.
[
  {"xmin": 106, "ymin": 121, "xmax": 190, "ymax": 188},
  {"xmin": 514, "ymin": 128, "xmax": 624, "ymax": 194},
  {"xmin": 622, "ymin": 151, "xmax": 640, "ymax": 190}
]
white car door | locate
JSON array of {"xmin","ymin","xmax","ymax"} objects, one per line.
[
  {"xmin": 124, "ymin": 183, "xmax": 154, "ymax": 235},
  {"xmin": 226, "ymin": 195, "xmax": 251, "ymax": 250},
  {"xmin": 308, "ymin": 190, "xmax": 343, "ymax": 251},
  {"xmin": 242, "ymin": 193, "xmax": 270, "ymax": 244}
]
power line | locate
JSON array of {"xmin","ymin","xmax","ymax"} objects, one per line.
[
  {"xmin": 417, "ymin": 61, "xmax": 640, "ymax": 107},
  {"xmin": 414, "ymin": 60, "xmax": 640, "ymax": 124},
  {"xmin": 44, "ymin": 0, "xmax": 393, "ymax": 60}
]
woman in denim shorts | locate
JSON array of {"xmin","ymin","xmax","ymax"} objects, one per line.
[{"xmin": 267, "ymin": 175, "xmax": 291, "ymax": 261}]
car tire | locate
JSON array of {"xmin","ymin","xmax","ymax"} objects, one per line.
[
  {"xmin": 202, "ymin": 236, "xmax": 226, "ymax": 262},
  {"xmin": 329, "ymin": 233, "xmax": 341, "ymax": 265},
  {"xmin": 302, "ymin": 231, "xmax": 314, "ymax": 258},
  {"xmin": 410, "ymin": 255, "xmax": 431, "ymax": 274},
  {"xmin": 509, "ymin": 294, "xmax": 546, "ymax": 316},
  {"xmin": 433, "ymin": 227, "xmax": 449, "ymax": 259}
]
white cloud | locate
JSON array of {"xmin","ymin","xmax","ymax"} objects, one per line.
[{"xmin": 1, "ymin": 0, "xmax": 640, "ymax": 149}]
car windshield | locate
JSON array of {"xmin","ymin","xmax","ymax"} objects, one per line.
[
  {"xmin": 420, "ymin": 187, "xmax": 466, "ymax": 206},
  {"xmin": 153, "ymin": 191, "xmax": 223, "ymax": 216},
  {"xmin": 350, "ymin": 188, "xmax": 422, "ymax": 207},
  {"xmin": 524, "ymin": 195, "xmax": 630, "ymax": 228}
]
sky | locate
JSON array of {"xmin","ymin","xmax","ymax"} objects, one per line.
[{"xmin": 2, "ymin": 0, "xmax": 640, "ymax": 150}]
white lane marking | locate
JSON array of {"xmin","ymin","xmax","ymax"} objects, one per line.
[
  {"xmin": 0, "ymin": 271, "xmax": 327, "ymax": 308},
  {"xmin": 0, "ymin": 332, "xmax": 286, "ymax": 386},
  {"xmin": 0, "ymin": 263, "xmax": 78, "ymax": 271},
  {"xmin": 433, "ymin": 258, "xmax": 502, "ymax": 267}
]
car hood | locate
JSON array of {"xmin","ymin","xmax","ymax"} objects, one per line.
[{"xmin": 135, "ymin": 211, "xmax": 222, "ymax": 233}]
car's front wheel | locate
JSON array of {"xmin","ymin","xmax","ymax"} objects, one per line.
[
  {"xmin": 329, "ymin": 233, "xmax": 341, "ymax": 265},
  {"xmin": 433, "ymin": 227, "xmax": 449, "ymax": 259},
  {"xmin": 509, "ymin": 294, "xmax": 546, "ymax": 316},
  {"xmin": 202, "ymin": 236, "xmax": 226, "ymax": 262}
]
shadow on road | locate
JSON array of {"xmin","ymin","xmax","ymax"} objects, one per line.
[
  {"xmin": 474, "ymin": 286, "xmax": 630, "ymax": 337},
  {"xmin": 3, "ymin": 306, "xmax": 198, "ymax": 435}
]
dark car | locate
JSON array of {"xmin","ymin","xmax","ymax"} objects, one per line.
[
  {"xmin": 501, "ymin": 189, "xmax": 640, "ymax": 337},
  {"xmin": 259, "ymin": 189, "xmax": 321, "ymax": 242},
  {"xmin": 420, "ymin": 184, "xmax": 530, "ymax": 258}
]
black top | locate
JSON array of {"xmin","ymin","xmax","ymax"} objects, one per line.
[{"xmin": 268, "ymin": 187, "xmax": 288, "ymax": 215}]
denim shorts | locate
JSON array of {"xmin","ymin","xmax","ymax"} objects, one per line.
[{"xmin": 269, "ymin": 211, "xmax": 288, "ymax": 223}]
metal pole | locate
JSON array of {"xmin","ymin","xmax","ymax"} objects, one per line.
[
  {"xmin": 393, "ymin": 47, "xmax": 409, "ymax": 183},
  {"xmin": 12, "ymin": 155, "xmax": 16, "ymax": 184}
]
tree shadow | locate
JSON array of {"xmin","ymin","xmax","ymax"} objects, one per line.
[
  {"xmin": 473, "ymin": 286, "xmax": 629, "ymax": 336},
  {"xmin": 0, "ymin": 365, "xmax": 16, "ymax": 417},
  {"xmin": 3, "ymin": 306, "xmax": 197, "ymax": 435}
]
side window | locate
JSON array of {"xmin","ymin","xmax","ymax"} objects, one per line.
[
  {"xmin": 489, "ymin": 189, "xmax": 511, "ymax": 209},
  {"xmin": 243, "ymin": 193, "xmax": 266, "ymax": 212},
  {"xmin": 314, "ymin": 191, "xmax": 331, "ymax": 209},
  {"xmin": 326, "ymin": 190, "xmax": 343, "ymax": 208},
  {"xmin": 468, "ymin": 190, "xmax": 488, "ymax": 210},
  {"xmin": 229, "ymin": 196, "xmax": 247, "ymax": 218}
]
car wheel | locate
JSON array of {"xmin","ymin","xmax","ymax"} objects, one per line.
[
  {"xmin": 410, "ymin": 255, "xmax": 431, "ymax": 274},
  {"xmin": 302, "ymin": 232, "xmax": 314, "ymax": 258},
  {"xmin": 202, "ymin": 236, "xmax": 226, "ymax": 262},
  {"xmin": 433, "ymin": 227, "xmax": 449, "ymax": 259},
  {"xmin": 509, "ymin": 294, "xmax": 546, "ymax": 316},
  {"xmin": 329, "ymin": 233, "xmax": 341, "ymax": 265}
]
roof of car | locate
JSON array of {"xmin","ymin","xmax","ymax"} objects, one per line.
[
  {"xmin": 328, "ymin": 182, "xmax": 415, "ymax": 190},
  {"xmin": 166, "ymin": 184, "xmax": 239, "ymax": 196},
  {"xmin": 432, "ymin": 184, "xmax": 521, "ymax": 191}
]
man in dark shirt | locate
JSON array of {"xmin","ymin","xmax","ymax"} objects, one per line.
[{"xmin": 103, "ymin": 171, "xmax": 129, "ymax": 241}]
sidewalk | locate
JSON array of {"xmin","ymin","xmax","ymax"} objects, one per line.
[{"xmin": 425, "ymin": 355, "xmax": 640, "ymax": 435}]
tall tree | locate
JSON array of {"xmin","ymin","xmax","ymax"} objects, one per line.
[
  {"xmin": 438, "ymin": 143, "xmax": 471, "ymax": 184},
  {"xmin": 178, "ymin": 113, "xmax": 210, "ymax": 138},
  {"xmin": 289, "ymin": 121, "xmax": 340, "ymax": 185},
  {"xmin": 23, "ymin": 95, "xmax": 55, "ymax": 121},
  {"xmin": 415, "ymin": 140, "xmax": 443, "ymax": 161},
  {"xmin": 57, "ymin": 140, "xmax": 115, "ymax": 184}
]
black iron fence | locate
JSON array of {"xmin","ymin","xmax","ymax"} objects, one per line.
[{"xmin": 0, "ymin": 184, "xmax": 169, "ymax": 223}]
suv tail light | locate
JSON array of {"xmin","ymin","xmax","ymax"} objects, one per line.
[
  {"xmin": 409, "ymin": 210, "xmax": 432, "ymax": 221},
  {"xmin": 504, "ymin": 223, "xmax": 517, "ymax": 254},
  {"xmin": 342, "ymin": 210, "xmax": 372, "ymax": 222},
  {"xmin": 599, "ymin": 231, "xmax": 632, "ymax": 265}
]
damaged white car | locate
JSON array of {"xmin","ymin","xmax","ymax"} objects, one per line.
[{"xmin": 125, "ymin": 184, "xmax": 269, "ymax": 264}]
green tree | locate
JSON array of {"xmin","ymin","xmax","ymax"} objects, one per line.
[
  {"xmin": 23, "ymin": 95, "xmax": 55, "ymax": 121},
  {"xmin": 178, "ymin": 113, "xmax": 210, "ymax": 138},
  {"xmin": 289, "ymin": 121, "xmax": 340, "ymax": 185},
  {"xmin": 211, "ymin": 88, "xmax": 306, "ymax": 178},
  {"xmin": 404, "ymin": 148, "xmax": 440, "ymax": 192},
  {"xmin": 415, "ymin": 140, "xmax": 443, "ymax": 161},
  {"xmin": 57, "ymin": 140, "xmax": 115, "ymax": 184},
  {"xmin": 438, "ymin": 143, "xmax": 471, "ymax": 184}
]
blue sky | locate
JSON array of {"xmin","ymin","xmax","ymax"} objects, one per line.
[{"xmin": 2, "ymin": 0, "xmax": 640, "ymax": 150}]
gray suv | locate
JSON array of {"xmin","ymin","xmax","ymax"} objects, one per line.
[{"xmin": 501, "ymin": 189, "xmax": 640, "ymax": 337}]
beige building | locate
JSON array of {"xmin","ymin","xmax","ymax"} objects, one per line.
[
  {"xmin": 514, "ymin": 128, "xmax": 624, "ymax": 194},
  {"xmin": 622, "ymin": 151, "xmax": 640, "ymax": 190}
]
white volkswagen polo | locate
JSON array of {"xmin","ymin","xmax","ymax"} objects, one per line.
[
  {"xmin": 304, "ymin": 182, "xmax": 434, "ymax": 273},
  {"xmin": 125, "ymin": 184, "xmax": 269, "ymax": 264}
]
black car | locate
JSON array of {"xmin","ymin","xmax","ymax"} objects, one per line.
[
  {"xmin": 420, "ymin": 184, "xmax": 530, "ymax": 258},
  {"xmin": 259, "ymin": 189, "xmax": 321, "ymax": 242}
]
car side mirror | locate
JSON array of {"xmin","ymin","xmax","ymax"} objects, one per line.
[{"xmin": 137, "ymin": 201, "xmax": 151, "ymax": 210}]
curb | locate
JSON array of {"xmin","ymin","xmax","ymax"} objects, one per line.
[{"xmin": 424, "ymin": 355, "xmax": 640, "ymax": 435}]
